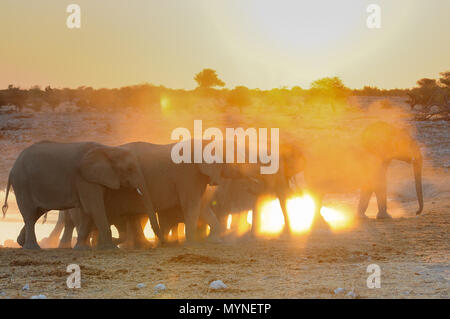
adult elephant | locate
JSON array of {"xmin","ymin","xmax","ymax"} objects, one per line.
[
  {"xmin": 146, "ymin": 141, "xmax": 305, "ymax": 239},
  {"xmin": 304, "ymin": 121, "xmax": 423, "ymax": 222},
  {"xmin": 1, "ymin": 141, "xmax": 160, "ymax": 249},
  {"xmin": 52, "ymin": 140, "xmax": 244, "ymax": 244}
]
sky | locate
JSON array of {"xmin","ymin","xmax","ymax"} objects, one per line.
[{"xmin": 0, "ymin": 0, "xmax": 449, "ymax": 90}]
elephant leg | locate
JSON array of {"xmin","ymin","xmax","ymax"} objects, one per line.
[
  {"xmin": 78, "ymin": 183, "xmax": 114, "ymax": 249},
  {"xmin": 90, "ymin": 229, "xmax": 99, "ymax": 248},
  {"xmin": 357, "ymin": 188, "xmax": 373, "ymax": 218},
  {"xmin": 310, "ymin": 193, "xmax": 329, "ymax": 230},
  {"xmin": 250, "ymin": 206, "xmax": 259, "ymax": 237},
  {"xmin": 201, "ymin": 207, "xmax": 221, "ymax": 239},
  {"xmin": 140, "ymin": 215, "xmax": 148, "ymax": 231},
  {"xmin": 374, "ymin": 186, "xmax": 391, "ymax": 219},
  {"xmin": 195, "ymin": 221, "xmax": 209, "ymax": 241},
  {"xmin": 157, "ymin": 213, "xmax": 171, "ymax": 243},
  {"xmin": 374, "ymin": 167, "xmax": 391, "ymax": 219},
  {"xmin": 16, "ymin": 196, "xmax": 40, "ymax": 249},
  {"xmin": 278, "ymin": 193, "xmax": 292, "ymax": 236},
  {"xmin": 59, "ymin": 212, "xmax": 75, "ymax": 248},
  {"xmin": 113, "ymin": 220, "xmax": 128, "ymax": 246},
  {"xmin": 183, "ymin": 200, "xmax": 202, "ymax": 243},
  {"xmin": 216, "ymin": 213, "xmax": 228, "ymax": 235},
  {"xmin": 227, "ymin": 214, "xmax": 235, "ymax": 233},
  {"xmin": 23, "ymin": 217, "xmax": 40, "ymax": 249},
  {"xmin": 74, "ymin": 214, "xmax": 92, "ymax": 250},
  {"xmin": 17, "ymin": 226, "xmax": 25, "ymax": 247},
  {"xmin": 170, "ymin": 225, "xmax": 179, "ymax": 242},
  {"xmin": 90, "ymin": 211, "xmax": 113, "ymax": 249},
  {"xmin": 42, "ymin": 211, "xmax": 65, "ymax": 248},
  {"xmin": 128, "ymin": 216, "xmax": 152, "ymax": 249}
]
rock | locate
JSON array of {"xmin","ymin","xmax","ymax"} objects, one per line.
[
  {"xmin": 30, "ymin": 294, "xmax": 47, "ymax": 299},
  {"xmin": 333, "ymin": 287, "xmax": 345, "ymax": 294},
  {"xmin": 136, "ymin": 283, "xmax": 146, "ymax": 289},
  {"xmin": 22, "ymin": 284, "xmax": 30, "ymax": 291},
  {"xmin": 210, "ymin": 280, "xmax": 227, "ymax": 290},
  {"xmin": 154, "ymin": 284, "xmax": 166, "ymax": 293},
  {"xmin": 346, "ymin": 290, "xmax": 357, "ymax": 298},
  {"xmin": 414, "ymin": 104, "xmax": 424, "ymax": 111},
  {"xmin": 430, "ymin": 105, "xmax": 440, "ymax": 113}
]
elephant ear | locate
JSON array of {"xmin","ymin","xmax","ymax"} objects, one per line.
[
  {"xmin": 79, "ymin": 147, "xmax": 120, "ymax": 189},
  {"xmin": 198, "ymin": 163, "xmax": 222, "ymax": 186}
]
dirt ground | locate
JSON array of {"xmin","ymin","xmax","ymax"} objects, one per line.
[
  {"xmin": 0, "ymin": 201, "xmax": 448, "ymax": 299},
  {"xmin": 0, "ymin": 97, "xmax": 448, "ymax": 298}
]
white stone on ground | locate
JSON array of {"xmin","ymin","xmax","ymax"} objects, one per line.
[
  {"xmin": 30, "ymin": 294, "xmax": 46, "ymax": 299},
  {"xmin": 154, "ymin": 284, "xmax": 166, "ymax": 293},
  {"xmin": 210, "ymin": 280, "xmax": 227, "ymax": 289},
  {"xmin": 136, "ymin": 283, "xmax": 146, "ymax": 289},
  {"xmin": 22, "ymin": 284, "xmax": 29, "ymax": 291},
  {"xmin": 333, "ymin": 287, "xmax": 345, "ymax": 294}
]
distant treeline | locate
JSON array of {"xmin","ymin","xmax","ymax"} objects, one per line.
[{"xmin": 0, "ymin": 70, "xmax": 448, "ymax": 113}]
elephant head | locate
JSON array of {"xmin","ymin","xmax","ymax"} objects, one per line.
[
  {"xmin": 361, "ymin": 121, "xmax": 424, "ymax": 215},
  {"xmin": 79, "ymin": 146, "xmax": 162, "ymax": 239},
  {"xmin": 232, "ymin": 142, "xmax": 305, "ymax": 189},
  {"xmin": 80, "ymin": 146, "xmax": 143, "ymax": 190}
]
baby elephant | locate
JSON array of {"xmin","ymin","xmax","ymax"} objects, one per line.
[{"xmin": 2, "ymin": 141, "xmax": 160, "ymax": 249}]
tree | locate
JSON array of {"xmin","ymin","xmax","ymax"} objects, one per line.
[
  {"xmin": 407, "ymin": 72, "xmax": 450, "ymax": 118},
  {"xmin": 194, "ymin": 68, "xmax": 225, "ymax": 89},
  {"xmin": 227, "ymin": 86, "xmax": 251, "ymax": 108},
  {"xmin": 307, "ymin": 77, "xmax": 350, "ymax": 112},
  {"xmin": 439, "ymin": 71, "xmax": 450, "ymax": 88},
  {"xmin": 310, "ymin": 76, "xmax": 347, "ymax": 91},
  {"xmin": 416, "ymin": 78, "xmax": 437, "ymax": 88}
]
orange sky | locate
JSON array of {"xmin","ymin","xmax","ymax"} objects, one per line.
[{"xmin": 0, "ymin": 0, "xmax": 449, "ymax": 90}]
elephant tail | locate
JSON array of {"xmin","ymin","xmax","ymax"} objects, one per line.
[{"xmin": 2, "ymin": 174, "xmax": 11, "ymax": 218}]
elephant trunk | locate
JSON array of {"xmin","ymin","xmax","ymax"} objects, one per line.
[
  {"xmin": 413, "ymin": 154, "xmax": 424, "ymax": 215},
  {"xmin": 136, "ymin": 174, "xmax": 163, "ymax": 242}
]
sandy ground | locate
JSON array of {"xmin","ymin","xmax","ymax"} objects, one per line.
[
  {"xmin": 0, "ymin": 205, "xmax": 448, "ymax": 298},
  {"xmin": 0, "ymin": 97, "xmax": 448, "ymax": 298}
]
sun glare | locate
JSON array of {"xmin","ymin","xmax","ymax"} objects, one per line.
[
  {"xmin": 141, "ymin": 194, "xmax": 353, "ymax": 241},
  {"xmin": 227, "ymin": 214, "xmax": 232, "ymax": 230},
  {"xmin": 257, "ymin": 194, "xmax": 354, "ymax": 236},
  {"xmin": 160, "ymin": 96, "xmax": 171, "ymax": 112},
  {"xmin": 320, "ymin": 207, "xmax": 352, "ymax": 230},
  {"xmin": 287, "ymin": 196, "xmax": 316, "ymax": 234}
]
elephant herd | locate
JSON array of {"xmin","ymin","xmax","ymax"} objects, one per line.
[{"xmin": 1, "ymin": 121, "xmax": 424, "ymax": 250}]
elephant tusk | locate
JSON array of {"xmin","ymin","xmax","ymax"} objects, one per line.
[{"xmin": 136, "ymin": 188, "xmax": 143, "ymax": 196}]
